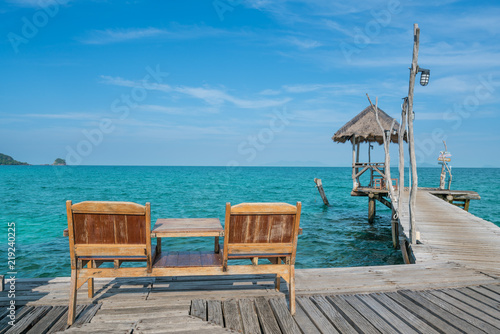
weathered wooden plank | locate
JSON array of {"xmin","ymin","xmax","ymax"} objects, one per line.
[
  {"xmin": 206, "ymin": 300, "xmax": 224, "ymax": 327},
  {"xmin": 310, "ymin": 295, "xmax": 357, "ymax": 333},
  {"xmin": 72, "ymin": 303, "xmax": 102, "ymax": 327},
  {"xmin": 26, "ymin": 306, "xmax": 66, "ymax": 334},
  {"xmin": 457, "ymin": 287, "xmax": 500, "ymax": 310},
  {"xmin": 254, "ymin": 297, "xmax": 281, "ymax": 334},
  {"xmin": 325, "ymin": 295, "xmax": 380, "ymax": 334},
  {"xmin": 370, "ymin": 293, "xmax": 440, "ymax": 334},
  {"xmin": 341, "ymin": 295, "xmax": 399, "ymax": 334},
  {"xmin": 418, "ymin": 290, "xmax": 500, "ymax": 334},
  {"xmin": 292, "ymin": 301, "xmax": 320, "ymax": 334},
  {"xmin": 0, "ymin": 306, "xmax": 33, "ymax": 334},
  {"xmin": 268, "ymin": 298, "xmax": 301, "ymax": 334},
  {"xmin": 238, "ymin": 299, "xmax": 261, "ymax": 334},
  {"xmin": 47, "ymin": 305, "xmax": 85, "ymax": 334},
  {"xmin": 442, "ymin": 289, "xmax": 500, "ymax": 319},
  {"xmin": 61, "ymin": 321, "xmax": 135, "ymax": 333},
  {"xmin": 296, "ymin": 297, "xmax": 338, "ymax": 334},
  {"xmin": 427, "ymin": 289, "xmax": 500, "ymax": 329},
  {"xmin": 483, "ymin": 284, "xmax": 500, "ymax": 295},
  {"xmin": 470, "ymin": 285, "xmax": 500, "ymax": 301},
  {"xmin": 222, "ymin": 299, "xmax": 243, "ymax": 333},
  {"xmin": 5, "ymin": 306, "xmax": 51, "ymax": 334},
  {"xmin": 385, "ymin": 292, "xmax": 462, "ymax": 334},
  {"xmin": 356, "ymin": 294, "xmax": 418, "ymax": 334},
  {"xmin": 190, "ymin": 299, "xmax": 206, "ymax": 321}
]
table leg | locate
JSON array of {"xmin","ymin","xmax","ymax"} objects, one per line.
[
  {"xmin": 214, "ymin": 236, "xmax": 220, "ymax": 253},
  {"xmin": 156, "ymin": 237, "xmax": 162, "ymax": 255}
]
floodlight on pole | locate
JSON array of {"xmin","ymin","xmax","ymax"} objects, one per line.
[{"xmin": 418, "ymin": 67, "xmax": 430, "ymax": 86}]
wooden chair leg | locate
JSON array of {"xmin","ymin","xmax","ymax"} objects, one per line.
[
  {"xmin": 87, "ymin": 261, "xmax": 94, "ymax": 299},
  {"xmin": 68, "ymin": 269, "xmax": 78, "ymax": 326},
  {"xmin": 275, "ymin": 274, "xmax": 281, "ymax": 292},
  {"xmin": 289, "ymin": 265, "xmax": 295, "ymax": 315}
]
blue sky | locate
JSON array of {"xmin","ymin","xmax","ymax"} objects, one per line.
[{"xmin": 1, "ymin": 0, "xmax": 499, "ymax": 167}]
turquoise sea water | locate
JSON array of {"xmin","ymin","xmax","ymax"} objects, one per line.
[{"xmin": 1, "ymin": 166, "xmax": 499, "ymax": 278}]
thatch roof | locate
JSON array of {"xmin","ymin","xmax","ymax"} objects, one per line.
[{"xmin": 332, "ymin": 105, "xmax": 406, "ymax": 145}]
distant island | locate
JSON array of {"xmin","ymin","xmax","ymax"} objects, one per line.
[
  {"xmin": 0, "ymin": 153, "xmax": 29, "ymax": 165},
  {"xmin": 0, "ymin": 153, "xmax": 66, "ymax": 166},
  {"xmin": 53, "ymin": 158, "xmax": 66, "ymax": 165}
]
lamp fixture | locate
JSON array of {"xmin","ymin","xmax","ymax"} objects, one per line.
[{"xmin": 418, "ymin": 67, "xmax": 430, "ymax": 86}]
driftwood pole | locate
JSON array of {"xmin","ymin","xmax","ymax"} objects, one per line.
[
  {"xmin": 407, "ymin": 24, "xmax": 419, "ymax": 244},
  {"xmin": 352, "ymin": 138, "xmax": 358, "ymax": 189},
  {"xmin": 394, "ymin": 98, "xmax": 408, "ymax": 248},
  {"xmin": 398, "ymin": 98, "xmax": 407, "ymax": 216},
  {"xmin": 314, "ymin": 178, "xmax": 330, "ymax": 206}
]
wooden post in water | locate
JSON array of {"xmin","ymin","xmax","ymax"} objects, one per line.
[
  {"xmin": 314, "ymin": 178, "xmax": 330, "ymax": 206},
  {"xmin": 352, "ymin": 138, "xmax": 358, "ymax": 190},
  {"xmin": 391, "ymin": 207, "xmax": 399, "ymax": 248},
  {"xmin": 407, "ymin": 24, "xmax": 420, "ymax": 244},
  {"xmin": 368, "ymin": 193, "xmax": 376, "ymax": 223}
]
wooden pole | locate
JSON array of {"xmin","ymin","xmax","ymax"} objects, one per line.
[
  {"xmin": 352, "ymin": 138, "xmax": 358, "ymax": 190},
  {"xmin": 407, "ymin": 23, "xmax": 419, "ymax": 244},
  {"xmin": 391, "ymin": 206, "xmax": 399, "ymax": 249},
  {"xmin": 314, "ymin": 178, "xmax": 330, "ymax": 206},
  {"xmin": 398, "ymin": 98, "xmax": 407, "ymax": 219},
  {"xmin": 368, "ymin": 194, "xmax": 376, "ymax": 224},
  {"xmin": 439, "ymin": 164, "xmax": 446, "ymax": 189}
]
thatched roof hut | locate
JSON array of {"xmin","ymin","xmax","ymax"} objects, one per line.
[{"xmin": 332, "ymin": 106, "xmax": 405, "ymax": 145}]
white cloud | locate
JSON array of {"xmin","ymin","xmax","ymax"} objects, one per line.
[
  {"xmin": 259, "ymin": 89, "xmax": 281, "ymax": 96},
  {"xmin": 80, "ymin": 24, "xmax": 239, "ymax": 45},
  {"xmin": 21, "ymin": 113, "xmax": 96, "ymax": 120},
  {"xmin": 285, "ymin": 36, "xmax": 322, "ymax": 49},
  {"xmin": 81, "ymin": 27, "xmax": 167, "ymax": 45},
  {"xmin": 101, "ymin": 75, "xmax": 291, "ymax": 109},
  {"xmin": 6, "ymin": 0, "xmax": 71, "ymax": 8}
]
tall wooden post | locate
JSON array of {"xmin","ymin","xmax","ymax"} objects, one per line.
[
  {"xmin": 352, "ymin": 137, "xmax": 358, "ymax": 190},
  {"xmin": 407, "ymin": 24, "xmax": 419, "ymax": 244},
  {"xmin": 398, "ymin": 98, "xmax": 407, "ymax": 219}
]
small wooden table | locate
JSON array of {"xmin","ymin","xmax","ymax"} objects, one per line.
[{"xmin": 152, "ymin": 218, "xmax": 224, "ymax": 254}]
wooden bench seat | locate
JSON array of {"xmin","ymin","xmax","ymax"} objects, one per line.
[{"xmin": 153, "ymin": 251, "xmax": 222, "ymax": 268}]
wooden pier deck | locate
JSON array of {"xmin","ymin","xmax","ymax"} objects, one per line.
[
  {"xmin": 2, "ymin": 260, "xmax": 499, "ymax": 333},
  {"xmin": 2, "ymin": 189, "xmax": 500, "ymax": 333},
  {"xmin": 399, "ymin": 189, "xmax": 500, "ymax": 277}
]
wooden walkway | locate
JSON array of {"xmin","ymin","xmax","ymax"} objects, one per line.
[
  {"xmin": 1, "ymin": 263, "xmax": 499, "ymax": 333},
  {"xmin": 191, "ymin": 283, "xmax": 500, "ymax": 334},
  {"xmin": 399, "ymin": 189, "xmax": 500, "ymax": 277},
  {"xmin": 0, "ymin": 304, "xmax": 99, "ymax": 334}
]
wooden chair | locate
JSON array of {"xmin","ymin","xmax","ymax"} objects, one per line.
[
  {"xmin": 66, "ymin": 200, "xmax": 152, "ymax": 325},
  {"xmin": 222, "ymin": 202, "xmax": 301, "ymax": 314}
]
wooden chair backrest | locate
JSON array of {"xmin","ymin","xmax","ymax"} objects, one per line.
[
  {"xmin": 222, "ymin": 202, "xmax": 301, "ymax": 267},
  {"xmin": 66, "ymin": 201, "xmax": 152, "ymax": 269}
]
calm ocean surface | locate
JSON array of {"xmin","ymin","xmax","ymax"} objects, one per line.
[{"xmin": 1, "ymin": 166, "xmax": 499, "ymax": 278}]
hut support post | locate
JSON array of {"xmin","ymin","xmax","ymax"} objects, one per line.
[
  {"xmin": 366, "ymin": 94, "xmax": 398, "ymax": 214},
  {"xmin": 407, "ymin": 23, "xmax": 420, "ymax": 244},
  {"xmin": 368, "ymin": 194, "xmax": 376, "ymax": 224},
  {"xmin": 352, "ymin": 138, "xmax": 358, "ymax": 189}
]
